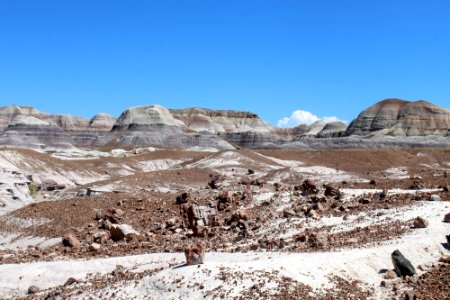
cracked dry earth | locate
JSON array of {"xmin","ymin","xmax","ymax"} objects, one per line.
[{"xmin": 0, "ymin": 147, "xmax": 449, "ymax": 299}]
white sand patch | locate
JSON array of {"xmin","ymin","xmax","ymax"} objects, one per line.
[
  {"xmin": 384, "ymin": 167, "xmax": 409, "ymax": 179},
  {"xmin": 291, "ymin": 165, "xmax": 362, "ymax": 182},
  {"xmin": 186, "ymin": 146, "xmax": 220, "ymax": 152},
  {"xmin": 254, "ymin": 153, "xmax": 304, "ymax": 167},
  {"xmin": 59, "ymin": 171, "xmax": 110, "ymax": 186},
  {"xmin": 188, "ymin": 151, "xmax": 253, "ymax": 169},
  {"xmin": 134, "ymin": 160, "xmax": 183, "ymax": 172},
  {"xmin": 0, "ymin": 232, "xmax": 60, "ymax": 251}
]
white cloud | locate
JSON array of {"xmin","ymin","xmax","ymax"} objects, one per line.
[{"xmin": 277, "ymin": 110, "xmax": 346, "ymax": 128}]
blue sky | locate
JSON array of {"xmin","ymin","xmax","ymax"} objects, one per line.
[{"xmin": 1, "ymin": 0, "xmax": 449, "ymax": 126}]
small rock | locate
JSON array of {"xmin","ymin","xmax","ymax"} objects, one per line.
[
  {"xmin": 64, "ymin": 277, "xmax": 80, "ymax": 286},
  {"xmin": 404, "ymin": 291, "xmax": 416, "ymax": 300},
  {"xmin": 208, "ymin": 174, "xmax": 222, "ymax": 189},
  {"xmin": 359, "ymin": 198, "xmax": 372, "ymax": 204},
  {"xmin": 439, "ymin": 255, "xmax": 450, "ymax": 263},
  {"xmin": 443, "ymin": 184, "xmax": 450, "ymax": 192},
  {"xmin": 444, "ymin": 212, "xmax": 450, "ymax": 223},
  {"xmin": 165, "ymin": 218, "xmax": 177, "ymax": 228},
  {"xmin": 105, "ymin": 208, "xmax": 124, "ymax": 224},
  {"xmin": 176, "ymin": 192, "xmax": 190, "ymax": 204},
  {"xmin": 314, "ymin": 203, "xmax": 326, "ymax": 212},
  {"xmin": 413, "ymin": 217, "xmax": 429, "ymax": 228},
  {"xmin": 112, "ymin": 265, "xmax": 126, "ymax": 276},
  {"xmin": 430, "ymin": 194, "xmax": 442, "ymax": 201},
  {"xmin": 62, "ymin": 233, "xmax": 80, "ymax": 249},
  {"xmin": 27, "ymin": 285, "xmax": 40, "ymax": 294},
  {"xmin": 283, "ymin": 209, "xmax": 296, "ymax": 218},
  {"xmin": 89, "ymin": 243, "xmax": 101, "ymax": 252},
  {"xmin": 324, "ymin": 183, "xmax": 340, "ymax": 199},
  {"xmin": 77, "ymin": 189, "xmax": 88, "ymax": 197},
  {"xmin": 384, "ymin": 270, "xmax": 398, "ymax": 280},
  {"xmin": 185, "ymin": 245, "xmax": 205, "ymax": 265},
  {"xmin": 110, "ymin": 224, "xmax": 139, "ymax": 242},
  {"xmin": 346, "ymin": 237, "xmax": 358, "ymax": 244},
  {"xmin": 238, "ymin": 208, "xmax": 254, "ymax": 220},
  {"xmin": 94, "ymin": 230, "xmax": 111, "ymax": 243},
  {"xmin": 302, "ymin": 179, "xmax": 318, "ymax": 194},
  {"xmin": 392, "ymin": 250, "xmax": 416, "ymax": 277},
  {"xmin": 307, "ymin": 210, "xmax": 320, "ymax": 220}
]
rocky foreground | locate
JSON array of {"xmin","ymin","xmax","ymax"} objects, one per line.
[{"xmin": 0, "ymin": 147, "xmax": 448, "ymax": 299}]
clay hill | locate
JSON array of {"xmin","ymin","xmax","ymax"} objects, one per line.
[
  {"xmin": 0, "ymin": 99, "xmax": 449, "ymax": 149},
  {"xmin": 346, "ymin": 99, "xmax": 450, "ymax": 137}
]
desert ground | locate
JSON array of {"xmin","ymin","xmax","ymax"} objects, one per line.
[{"xmin": 0, "ymin": 146, "xmax": 449, "ymax": 299}]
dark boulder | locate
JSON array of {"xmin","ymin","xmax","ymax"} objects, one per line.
[{"xmin": 391, "ymin": 250, "xmax": 416, "ymax": 277}]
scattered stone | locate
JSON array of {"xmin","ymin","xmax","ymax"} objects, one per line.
[
  {"xmin": 413, "ymin": 217, "xmax": 429, "ymax": 228},
  {"xmin": 27, "ymin": 285, "xmax": 40, "ymax": 294},
  {"xmin": 359, "ymin": 198, "xmax": 372, "ymax": 204},
  {"xmin": 165, "ymin": 218, "xmax": 177, "ymax": 228},
  {"xmin": 345, "ymin": 237, "xmax": 358, "ymax": 244},
  {"xmin": 94, "ymin": 230, "xmax": 111, "ymax": 243},
  {"xmin": 64, "ymin": 277, "xmax": 80, "ymax": 286},
  {"xmin": 208, "ymin": 174, "xmax": 223, "ymax": 189},
  {"xmin": 324, "ymin": 183, "xmax": 340, "ymax": 199},
  {"xmin": 392, "ymin": 250, "xmax": 416, "ymax": 277},
  {"xmin": 105, "ymin": 208, "xmax": 124, "ymax": 224},
  {"xmin": 301, "ymin": 179, "xmax": 318, "ymax": 194},
  {"xmin": 439, "ymin": 255, "xmax": 450, "ymax": 263},
  {"xmin": 308, "ymin": 233, "xmax": 328, "ymax": 248},
  {"xmin": 384, "ymin": 270, "xmax": 398, "ymax": 280},
  {"xmin": 77, "ymin": 189, "xmax": 88, "ymax": 197},
  {"xmin": 283, "ymin": 209, "xmax": 296, "ymax": 218},
  {"xmin": 62, "ymin": 233, "xmax": 80, "ymax": 249},
  {"xmin": 176, "ymin": 192, "xmax": 190, "ymax": 204},
  {"xmin": 110, "ymin": 224, "xmax": 139, "ymax": 242},
  {"xmin": 307, "ymin": 210, "xmax": 320, "ymax": 220},
  {"xmin": 237, "ymin": 208, "xmax": 254, "ymax": 220},
  {"xmin": 111, "ymin": 265, "xmax": 126, "ymax": 276},
  {"xmin": 430, "ymin": 195, "xmax": 442, "ymax": 202},
  {"xmin": 373, "ymin": 190, "xmax": 388, "ymax": 201},
  {"xmin": 185, "ymin": 245, "xmax": 205, "ymax": 265},
  {"xmin": 410, "ymin": 179, "xmax": 424, "ymax": 190},
  {"xmin": 369, "ymin": 179, "xmax": 377, "ymax": 185},
  {"xmin": 404, "ymin": 291, "xmax": 416, "ymax": 300},
  {"xmin": 89, "ymin": 243, "xmax": 101, "ymax": 252},
  {"xmin": 444, "ymin": 213, "xmax": 450, "ymax": 223},
  {"xmin": 180, "ymin": 204, "xmax": 217, "ymax": 230}
]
